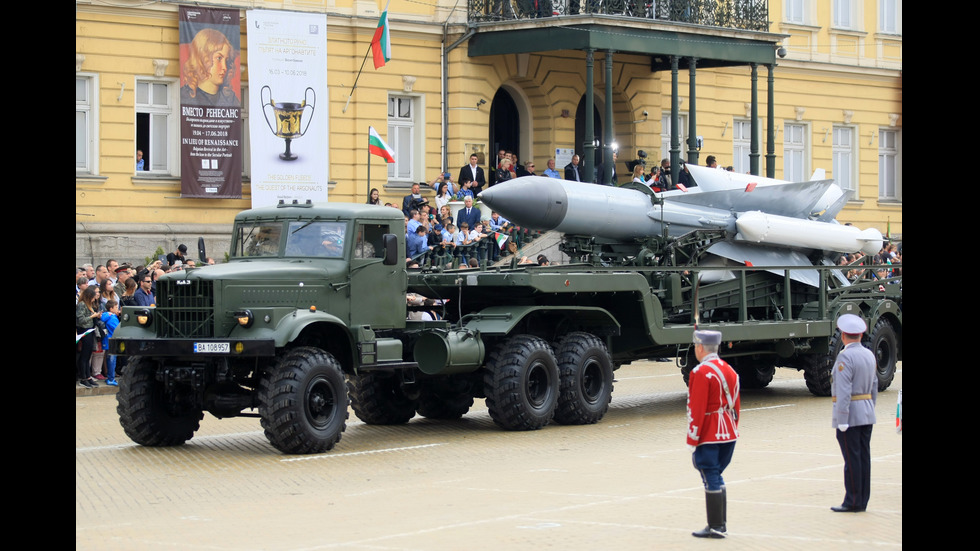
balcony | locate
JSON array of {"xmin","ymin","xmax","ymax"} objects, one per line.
[{"xmin": 468, "ymin": 0, "xmax": 770, "ymax": 32}]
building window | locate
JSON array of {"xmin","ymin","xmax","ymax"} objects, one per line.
[
  {"xmin": 832, "ymin": 0, "xmax": 857, "ymax": 29},
  {"xmin": 136, "ymin": 79, "xmax": 177, "ymax": 174},
  {"xmin": 783, "ymin": 123, "xmax": 807, "ymax": 182},
  {"xmin": 76, "ymin": 75, "xmax": 98, "ymax": 174},
  {"xmin": 832, "ymin": 126, "xmax": 857, "ymax": 196},
  {"xmin": 732, "ymin": 119, "xmax": 753, "ymax": 174},
  {"xmin": 785, "ymin": 0, "xmax": 808, "ymax": 24},
  {"xmin": 878, "ymin": 129, "xmax": 900, "ymax": 200},
  {"xmin": 388, "ymin": 95, "xmax": 419, "ymax": 183},
  {"xmin": 660, "ymin": 112, "xmax": 687, "ymax": 165},
  {"xmin": 879, "ymin": 0, "xmax": 901, "ymax": 34}
]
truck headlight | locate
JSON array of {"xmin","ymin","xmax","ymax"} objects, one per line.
[
  {"xmin": 234, "ymin": 309, "xmax": 254, "ymax": 328},
  {"xmin": 135, "ymin": 309, "xmax": 153, "ymax": 327}
]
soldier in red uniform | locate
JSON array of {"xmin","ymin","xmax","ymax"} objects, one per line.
[{"xmin": 686, "ymin": 329, "xmax": 741, "ymax": 539}]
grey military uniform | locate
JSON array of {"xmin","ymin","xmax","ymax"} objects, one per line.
[{"xmin": 831, "ymin": 342, "xmax": 878, "ymax": 428}]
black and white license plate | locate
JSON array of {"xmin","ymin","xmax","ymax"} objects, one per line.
[{"xmin": 194, "ymin": 342, "xmax": 230, "ymax": 353}]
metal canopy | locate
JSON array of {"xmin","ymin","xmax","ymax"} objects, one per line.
[{"xmin": 467, "ymin": 19, "xmax": 780, "ymax": 70}]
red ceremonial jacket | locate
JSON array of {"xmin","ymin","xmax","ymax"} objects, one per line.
[{"xmin": 686, "ymin": 355, "xmax": 741, "ymax": 447}]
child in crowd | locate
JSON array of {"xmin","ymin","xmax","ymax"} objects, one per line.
[{"xmin": 100, "ymin": 300, "xmax": 121, "ymax": 386}]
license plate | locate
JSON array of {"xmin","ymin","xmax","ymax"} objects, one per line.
[{"xmin": 194, "ymin": 342, "xmax": 230, "ymax": 353}]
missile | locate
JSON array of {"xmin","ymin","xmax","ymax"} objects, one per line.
[
  {"xmin": 736, "ymin": 211, "xmax": 882, "ymax": 256},
  {"xmin": 477, "ymin": 175, "xmax": 881, "ymax": 256}
]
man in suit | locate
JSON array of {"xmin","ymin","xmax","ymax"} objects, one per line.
[
  {"xmin": 458, "ymin": 154, "xmax": 486, "ymax": 194},
  {"xmin": 564, "ymin": 154, "xmax": 582, "ymax": 182},
  {"xmin": 456, "ymin": 196, "xmax": 481, "ymax": 232},
  {"xmin": 830, "ymin": 314, "xmax": 878, "ymax": 513}
]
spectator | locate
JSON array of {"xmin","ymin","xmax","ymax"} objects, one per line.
[
  {"xmin": 166, "ymin": 244, "xmax": 188, "ymax": 266},
  {"xmin": 120, "ymin": 277, "xmax": 138, "ymax": 307},
  {"xmin": 367, "ymin": 187, "xmax": 381, "ymax": 205},
  {"xmin": 543, "ymin": 159, "xmax": 561, "ymax": 179},
  {"xmin": 434, "ymin": 182, "xmax": 453, "ymax": 212},
  {"xmin": 100, "ymin": 300, "xmax": 121, "ymax": 386},
  {"xmin": 458, "ymin": 154, "xmax": 486, "ymax": 193},
  {"xmin": 134, "ymin": 272, "xmax": 156, "ymax": 306},
  {"xmin": 564, "ymin": 154, "xmax": 583, "ymax": 182},
  {"xmin": 76, "ymin": 287, "xmax": 102, "ymax": 388},
  {"xmin": 99, "ymin": 279, "xmax": 120, "ymax": 309}
]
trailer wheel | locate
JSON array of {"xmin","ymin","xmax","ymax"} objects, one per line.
[
  {"xmin": 117, "ymin": 356, "xmax": 203, "ymax": 447},
  {"xmin": 730, "ymin": 356, "xmax": 776, "ymax": 389},
  {"xmin": 870, "ymin": 318, "xmax": 897, "ymax": 391},
  {"xmin": 484, "ymin": 335, "xmax": 559, "ymax": 430},
  {"xmin": 348, "ymin": 372, "xmax": 417, "ymax": 425},
  {"xmin": 259, "ymin": 347, "xmax": 348, "ymax": 454},
  {"xmin": 553, "ymin": 332, "xmax": 613, "ymax": 425},
  {"xmin": 804, "ymin": 330, "xmax": 843, "ymax": 397}
]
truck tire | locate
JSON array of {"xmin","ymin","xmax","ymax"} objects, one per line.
[
  {"xmin": 553, "ymin": 332, "xmax": 613, "ymax": 425},
  {"xmin": 416, "ymin": 379, "xmax": 474, "ymax": 420},
  {"xmin": 803, "ymin": 330, "xmax": 843, "ymax": 397},
  {"xmin": 258, "ymin": 347, "xmax": 349, "ymax": 454},
  {"xmin": 730, "ymin": 356, "xmax": 776, "ymax": 390},
  {"xmin": 347, "ymin": 372, "xmax": 417, "ymax": 425},
  {"xmin": 484, "ymin": 335, "xmax": 559, "ymax": 430},
  {"xmin": 116, "ymin": 356, "xmax": 203, "ymax": 447},
  {"xmin": 870, "ymin": 318, "xmax": 898, "ymax": 391}
]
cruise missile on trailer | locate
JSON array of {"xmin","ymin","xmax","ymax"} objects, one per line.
[{"xmin": 477, "ymin": 166, "xmax": 882, "ymax": 286}]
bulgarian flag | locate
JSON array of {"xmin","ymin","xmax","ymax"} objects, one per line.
[
  {"xmin": 371, "ymin": 9, "xmax": 391, "ymax": 69},
  {"xmin": 494, "ymin": 232, "xmax": 509, "ymax": 250},
  {"xmin": 368, "ymin": 126, "xmax": 395, "ymax": 163}
]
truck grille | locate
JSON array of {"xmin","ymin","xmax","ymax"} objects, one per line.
[{"xmin": 156, "ymin": 280, "xmax": 215, "ymax": 338}]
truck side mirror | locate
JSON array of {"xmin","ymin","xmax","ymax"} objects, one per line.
[{"xmin": 382, "ymin": 234, "xmax": 398, "ymax": 265}]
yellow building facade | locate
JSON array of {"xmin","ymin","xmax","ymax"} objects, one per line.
[{"xmin": 76, "ymin": 0, "xmax": 901, "ymax": 265}]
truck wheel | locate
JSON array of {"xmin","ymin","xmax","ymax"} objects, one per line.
[
  {"xmin": 731, "ymin": 356, "xmax": 776, "ymax": 389},
  {"xmin": 484, "ymin": 335, "xmax": 559, "ymax": 430},
  {"xmin": 804, "ymin": 330, "xmax": 843, "ymax": 397},
  {"xmin": 870, "ymin": 318, "xmax": 898, "ymax": 391},
  {"xmin": 553, "ymin": 332, "xmax": 613, "ymax": 425},
  {"xmin": 347, "ymin": 372, "xmax": 417, "ymax": 425},
  {"xmin": 416, "ymin": 379, "xmax": 474, "ymax": 420},
  {"xmin": 258, "ymin": 347, "xmax": 349, "ymax": 454},
  {"xmin": 116, "ymin": 356, "xmax": 203, "ymax": 447}
]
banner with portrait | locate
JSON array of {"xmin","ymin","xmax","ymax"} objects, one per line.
[
  {"xmin": 246, "ymin": 10, "xmax": 329, "ymax": 208},
  {"xmin": 178, "ymin": 6, "xmax": 243, "ymax": 198}
]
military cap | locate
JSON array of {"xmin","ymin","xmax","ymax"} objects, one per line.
[
  {"xmin": 836, "ymin": 313, "xmax": 867, "ymax": 335},
  {"xmin": 693, "ymin": 330, "xmax": 722, "ymax": 345}
]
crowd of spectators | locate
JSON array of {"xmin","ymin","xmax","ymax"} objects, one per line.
[{"xmin": 75, "ymin": 253, "xmax": 214, "ymax": 389}]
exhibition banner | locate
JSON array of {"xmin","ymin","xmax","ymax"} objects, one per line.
[
  {"xmin": 247, "ymin": 10, "xmax": 329, "ymax": 208},
  {"xmin": 178, "ymin": 6, "xmax": 243, "ymax": 198}
]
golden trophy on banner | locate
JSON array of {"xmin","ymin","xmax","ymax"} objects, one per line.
[{"xmin": 260, "ymin": 85, "xmax": 316, "ymax": 161}]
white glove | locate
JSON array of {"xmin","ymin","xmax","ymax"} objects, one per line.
[
  {"xmin": 688, "ymin": 445, "xmax": 697, "ymax": 453},
  {"xmin": 838, "ymin": 424, "xmax": 849, "ymax": 432}
]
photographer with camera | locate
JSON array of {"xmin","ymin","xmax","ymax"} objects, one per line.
[{"xmin": 402, "ymin": 183, "xmax": 429, "ymax": 217}]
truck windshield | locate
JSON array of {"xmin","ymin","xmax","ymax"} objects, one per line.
[
  {"xmin": 233, "ymin": 223, "xmax": 283, "ymax": 257},
  {"xmin": 285, "ymin": 221, "xmax": 347, "ymax": 258}
]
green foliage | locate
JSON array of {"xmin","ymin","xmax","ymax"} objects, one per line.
[{"xmin": 145, "ymin": 246, "xmax": 165, "ymax": 266}]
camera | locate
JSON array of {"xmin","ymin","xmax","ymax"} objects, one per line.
[{"xmin": 626, "ymin": 149, "xmax": 649, "ymax": 172}]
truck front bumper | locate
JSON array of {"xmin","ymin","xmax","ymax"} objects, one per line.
[{"xmin": 110, "ymin": 338, "xmax": 276, "ymax": 357}]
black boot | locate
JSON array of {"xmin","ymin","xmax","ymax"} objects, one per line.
[{"xmin": 692, "ymin": 489, "xmax": 727, "ymax": 538}]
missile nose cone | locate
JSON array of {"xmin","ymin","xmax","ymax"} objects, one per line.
[{"xmin": 478, "ymin": 176, "xmax": 568, "ymax": 231}]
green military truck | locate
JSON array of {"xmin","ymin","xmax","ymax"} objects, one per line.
[{"xmin": 111, "ymin": 201, "xmax": 902, "ymax": 454}]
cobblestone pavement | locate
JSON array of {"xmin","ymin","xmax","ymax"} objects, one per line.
[{"xmin": 76, "ymin": 361, "xmax": 902, "ymax": 550}]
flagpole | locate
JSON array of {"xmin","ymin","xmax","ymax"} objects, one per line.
[
  {"xmin": 367, "ymin": 126, "xmax": 371, "ymax": 202},
  {"xmin": 343, "ymin": 0, "xmax": 392, "ymax": 114},
  {"xmin": 343, "ymin": 43, "xmax": 374, "ymax": 114}
]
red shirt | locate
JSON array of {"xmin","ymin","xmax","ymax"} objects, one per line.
[{"xmin": 686, "ymin": 355, "xmax": 741, "ymax": 446}]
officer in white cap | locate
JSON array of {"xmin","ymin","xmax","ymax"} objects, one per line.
[
  {"xmin": 830, "ymin": 314, "xmax": 878, "ymax": 512},
  {"xmin": 686, "ymin": 329, "xmax": 740, "ymax": 538}
]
